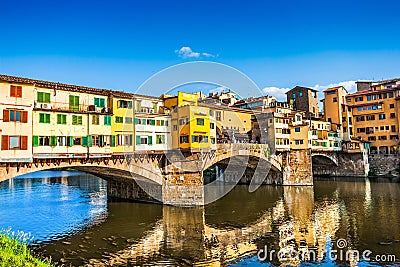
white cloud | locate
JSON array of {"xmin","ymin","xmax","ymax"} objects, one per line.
[
  {"xmin": 175, "ymin": 46, "xmax": 216, "ymax": 59},
  {"xmin": 262, "ymin": 81, "xmax": 357, "ymax": 101},
  {"xmin": 312, "ymin": 81, "xmax": 357, "ymax": 94},
  {"xmin": 262, "ymin": 86, "xmax": 291, "ymax": 101}
]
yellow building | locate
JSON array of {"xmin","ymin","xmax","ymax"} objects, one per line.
[
  {"xmin": 110, "ymin": 92, "xmax": 135, "ymax": 155},
  {"xmin": 162, "ymin": 92, "xmax": 214, "ymax": 151}
]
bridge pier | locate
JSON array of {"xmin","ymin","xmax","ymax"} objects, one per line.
[{"xmin": 282, "ymin": 149, "xmax": 313, "ymax": 185}]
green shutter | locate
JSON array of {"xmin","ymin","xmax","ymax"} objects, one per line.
[
  {"xmin": 33, "ymin": 136, "xmax": 39, "ymax": 147},
  {"xmin": 87, "ymin": 135, "xmax": 93, "ymax": 147},
  {"xmin": 94, "ymin": 98, "xmax": 99, "ymax": 107},
  {"xmin": 111, "ymin": 135, "xmax": 116, "ymax": 147},
  {"xmin": 82, "ymin": 136, "xmax": 88, "ymax": 147},
  {"xmin": 37, "ymin": 92, "xmax": 43, "ymax": 102},
  {"xmin": 100, "ymin": 98, "xmax": 105, "ymax": 108},
  {"xmin": 134, "ymin": 118, "xmax": 139, "ymax": 125},
  {"xmin": 148, "ymin": 136, "xmax": 153, "ymax": 145},
  {"xmin": 50, "ymin": 136, "xmax": 57, "ymax": 146},
  {"xmin": 78, "ymin": 116, "xmax": 82, "ymax": 125},
  {"xmin": 39, "ymin": 113, "xmax": 44, "ymax": 123},
  {"xmin": 44, "ymin": 93, "xmax": 50, "ymax": 103},
  {"xmin": 150, "ymin": 119, "xmax": 155, "ymax": 126},
  {"xmin": 136, "ymin": 135, "xmax": 141, "ymax": 145},
  {"xmin": 153, "ymin": 103, "xmax": 158, "ymax": 113},
  {"xmin": 69, "ymin": 136, "xmax": 73, "ymax": 147}
]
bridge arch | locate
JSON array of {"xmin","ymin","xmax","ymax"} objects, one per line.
[{"xmin": 311, "ymin": 153, "xmax": 338, "ymax": 166}]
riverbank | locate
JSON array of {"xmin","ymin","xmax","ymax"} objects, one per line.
[{"xmin": 0, "ymin": 234, "xmax": 53, "ymax": 267}]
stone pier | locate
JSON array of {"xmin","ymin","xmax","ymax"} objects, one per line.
[{"xmin": 282, "ymin": 149, "xmax": 313, "ymax": 185}]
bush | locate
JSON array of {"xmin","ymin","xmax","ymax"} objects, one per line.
[{"xmin": 0, "ymin": 234, "xmax": 53, "ymax": 267}]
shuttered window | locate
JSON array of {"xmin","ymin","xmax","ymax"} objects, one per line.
[
  {"xmin": 10, "ymin": 85, "xmax": 22, "ymax": 98},
  {"xmin": 69, "ymin": 95, "xmax": 80, "ymax": 111},
  {"xmin": 39, "ymin": 113, "xmax": 51, "ymax": 123},
  {"xmin": 57, "ymin": 114, "xmax": 67, "ymax": 124},
  {"xmin": 1, "ymin": 135, "xmax": 9, "ymax": 150},
  {"xmin": 72, "ymin": 115, "xmax": 82, "ymax": 125},
  {"xmin": 94, "ymin": 98, "xmax": 105, "ymax": 108},
  {"xmin": 104, "ymin": 116, "xmax": 111, "ymax": 125},
  {"xmin": 3, "ymin": 109, "xmax": 28, "ymax": 123},
  {"xmin": 37, "ymin": 92, "xmax": 51, "ymax": 103},
  {"xmin": 21, "ymin": 136, "xmax": 28, "ymax": 150}
]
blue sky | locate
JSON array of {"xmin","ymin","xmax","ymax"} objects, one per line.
[{"xmin": 1, "ymin": 0, "xmax": 400, "ymax": 100}]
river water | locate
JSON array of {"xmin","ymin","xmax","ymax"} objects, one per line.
[{"xmin": 0, "ymin": 171, "xmax": 399, "ymax": 266}]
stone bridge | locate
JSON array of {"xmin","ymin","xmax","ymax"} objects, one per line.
[{"xmin": 0, "ymin": 144, "xmax": 368, "ymax": 205}]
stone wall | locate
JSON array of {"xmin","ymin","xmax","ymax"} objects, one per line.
[
  {"xmin": 312, "ymin": 152, "xmax": 369, "ymax": 177},
  {"xmin": 282, "ymin": 149, "xmax": 313, "ymax": 185},
  {"xmin": 368, "ymin": 154, "xmax": 400, "ymax": 177}
]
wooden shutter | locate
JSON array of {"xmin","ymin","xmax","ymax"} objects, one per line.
[
  {"xmin": 10, "ymin": 86, "xmax": 16, "ymax": 97},
  {"xmin": 21, "ymin": 136, "xmax": 28, "ymax": 150},
  {"xmin": 1, "ymin": 135, "xmax": 9, "ymax": 150},
  {"xmin": 16, "ymin": 86, "xmax": 22, "ymax": 97},
  {"xmin": 21, "ymin": 111, "xmax": 28, "ymax": 123},
  {"xmin": 33, "ymin": 136, "xmax": 39, "ymax": 147},
  {"xmin": 111, "ymin": 135, "xmax": 116, "ymax": 147},
  {"xmin": 3, "ymin": 109, "xmax": 9, "ymax": 122},
  {"xmin": 148, "ymin": 136, "xmax": 153, "ymax": 145}
]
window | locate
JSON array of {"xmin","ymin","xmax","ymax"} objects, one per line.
[
  {"xmin": 69, "ymin": 95, "xmax": 80, "ymax": 111},
  {"xmin": 386, "ymin": 125, "xmax": 390, "ymax": 130},
  {"xmin": 10, "ymin": 85, "xmax": 22, "ymax": 98},
  {"xmin": 72, "ymin": 137, "xmax": 81, "ymax": 145},
  {"xmin": 125, "ymin": 117, "xmax": 133, "ymax": 124},
  {"xmin": 390, "ymin": 104, "xmax": 395, "ymax": 108},
  {"xmin": 296, "ymin": 115, "xmax": 302, "ymax": 122},
  {"xmin": 366, "ymin": 115, "xmax": 375, "ymax": 121},
  {"xmin": 367, "ymin": 95, "xmax": 371, "ymax": 101},
  {"xmin": 292, "ymin": 93, "xmax": 296, "ymax": 99},
  {"xmin": 117, "ymin": 100, "xmax": 132, "ymax": 109},
  {"xmin": 156, "ymin": 135, "xmax": 165, "ymax": 144},
  {"xmin": 299, "ymin": 91, "xmax": 303, "ymax": 97},
  {"xmin": 1, "ymin": 136, "xmax": 27, "ymax": 150},
  {"xmin": 179, "ymin": 119, "xmax": 185, "ymax": 125},
  {"xmin": 180, "ymin": 135, "xmax": 189, "ymax": 143},
  {"xmin": 104, "ymin": 116, "xmax": 111, "ymax": 126},
  {"xmin": 39, "ymin": 113, "xmax": 51, "ymax": 123},
  {"xmin": 92, "ymin": 115, "xmax": 100, "ymax": 125},
  {"xmin": 390, "ymin": 113, "xmax": 396, "ymax": 119},
  {"xmin": 37, "ymin": 92, "xmax": 50, "ymax": 103},
  {"xmin": 115, "ymin": 116, "xmax": 123, "ymax": 123},
  {"xmin": 117, "ymin": 134, "xmax": 133, "ymax": 146},
  {"xmin": 327, "ymin": 91, "xmax": 336, "ymax": 95},
  {"xmin": 72, "ymin": 115, "xmax": 83, "ymax": 125},
  {"xmin": 173, "ymin": 125, "xmax": 178, "ymax": 131},
  {"xmin": 3, "ymin": 109, "xmax": 28, "ymax": 123},
  {"xmin": 39, "ymin": 136, "xmax": 50, "ymax": 146},
  {"xmin": 192, "ymin": 135, "xmax": 199, "ymax": 143},
  {"xmin": 57, "ymin": 136, "xmax": 67, "ymax": 146},
  {"xmin": 197, "ymin": 118, "xmax": 204, "ymax": 125},
  {"xmin": 92, "ymin": 135, "xmax": 100, "ymax": 146},
  {"xmin": 216, "ymin": 111, "xmax": 222, "ymax": 121},
  {"xmin": 295, "ymin": 140, "xmax": 304, "ymax": 145},
  {"xmin": 379, "ymin": 136, "xmax": 387, "ymax": 140},
  {"xmin": 295, "ymin": 127, "xmax": 300, "ymax": 132},
  {"xmin": 210, "ymin": 110, "xmax": 215, "ymax": 116},
  {"xmin": 210, "ymin": 123, "xmax": 215, "ymax": 129},
  {"xmin": 389, "ymin": 92, "xmax": 394, "ymax": 98},
  {"xmin": 379, "ymin": 114, "xmax": 386, "ymax": 120},
  {"xmin": 140, "ymin": 136, "xmax": 148, "ymax": 145},
  {"xmin": 368, "ymin": 136, "xmax": 376, "ymax": 141},
  {"xmin": 357, "ymin": 128, "xmax": 365, "ymax": 133},
  {"xmin": 57, "ymin": 114, "xmax": 67, "ymax": 124},
  {"xmin": 333, "ymin": 97, "xmax": 337, "ymax": 102},
  {"xmin": 392, "ymin": 125, "xmax": 396, "ymax": 132},
  {"xmin": 94, "ymin": 97, "xmax": 105, "ymax": 108},
  {"xmin": 355, "ymin": 97, "xmax": 363, "ymax": 102}
]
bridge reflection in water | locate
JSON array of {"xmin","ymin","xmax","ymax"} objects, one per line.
[{"xmin": 33, "ymin": 176, "xmax": 400, "ymax": 267}]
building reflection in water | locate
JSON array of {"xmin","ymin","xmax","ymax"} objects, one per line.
[{"xmin": 33, "ymin": 178, "xmax": 400, "ymax": 266}]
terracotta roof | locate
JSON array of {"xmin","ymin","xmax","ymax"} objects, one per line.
[
  {"xmin": 323, "ymin": 86, "xmax": 347, "ymax": 93},
  {"xmin": 347, "ymin": 86, "xmax": 397, "ymax": 97},
  {"xmin": 286, "ymin": 85, "xmax": 318, "ymax": 93},
  {"xmin": 0, "ymin": 74, "xmax": 159, "ymax": 100}
]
